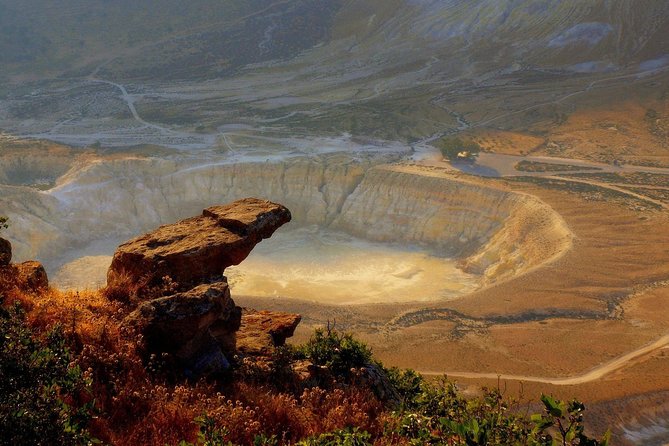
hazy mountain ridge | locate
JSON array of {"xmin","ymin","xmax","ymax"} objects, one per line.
[
  {"xmin": 0, "ymin": 1, "xmax": 667, "ymax": 151},
  {"xmin": 0, "ymin": 0, "xmax": 342, "ymax": 81},
  {"xmin": 2, "ymin": 0, "xmax": 667, "ymax": 81},
  {"xmin": 337, "ymin": 0, "xmax": 669, "ymax": 76}
]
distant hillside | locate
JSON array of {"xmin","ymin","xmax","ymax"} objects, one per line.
[
  {"xmin": 0, "ymin": 0, "xmax": 668, "ymax": 152},
  {"xmin": 2, "ymin": 0, "xmax": 667, "ymax": 82},
  {"xmin": 0, "ymin": 0, "xmax": 342, "ymax": 81}
]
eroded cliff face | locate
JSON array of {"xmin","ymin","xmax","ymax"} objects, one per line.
[
  {"xmin": 0, "ymin": 154, "xmax": 381, "ymax": 265},
  {"xmin": 1, "ymin": 154, "xmax": 572, "ymax": 288},
  {"xmin": 331, "ymin": 165, "xmax": 572, "ymax": 284}
]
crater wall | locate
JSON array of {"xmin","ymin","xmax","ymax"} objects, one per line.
[
  {"xmin": 332, "ymin": 165, "xmax": 573, "ymax": 283},
  {"xmin": 0, "ymin": 155, "xmax": 572, "ymax": 285}
]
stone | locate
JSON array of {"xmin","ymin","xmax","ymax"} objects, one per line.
[
  {"xmin": 124, "ymin": 282, "xmax": 240, "ymax": 365},
  {"xmin": 236, "ymin": 309, "xmax": 301, "ymax": 356},
  {"xmin": 16, "ymin": 261, "xmax": 48, "ymax": 290},
  {"xmin": 294, "ymin": 360, "xmax": 332, "ymax": 383},
  {"xmin": 185, "ymin": 337, "xmax": 231, "ymax": 379},
  {"xmin": 0, "ymin": 237, "xmax": 11, "ymax": 266},
  {"xmin": 107, "ymin": 198, "xmax": 291, "ymax": 296},
  {"xmin": 210, "ymin": 305, "xmax": 242, "ymax": 354}
]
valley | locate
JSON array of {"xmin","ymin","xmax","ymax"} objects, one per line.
[{"xmin": 1, "ymin": 0, "xmax": 669, "ymax": 444}]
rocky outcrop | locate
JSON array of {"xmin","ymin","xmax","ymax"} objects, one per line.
[
  {"xmin": 107, "ymin": 198, "xmax": 296, "ymax": 376},
  {"xmin": 351, "ymin": 364, "xmax": 401, "ymax": 404},
  {"xmin": 125, "ymin": 282, "xmax": 238, "ymax": 353},
  {"xmin": 0, "ymin": 237, "xmax": 49, "ymax": 292},
  {"xmin": 236, "ymin": 309, "xmax": 302, "ymax": 355},
  {"xmin": 125, "ymin": 282, "xmax": 240, "ymax": 376},
  {"xmin": 107, "ymin": 198, "xmax": 291, "ymax": 295},
  {"xmin": 15, "ymin": 261, "xmax": 49, "ymax": 290},
  {"xmin": 0, "ymin": 237, "xmax": 11, "ymax": 266}
]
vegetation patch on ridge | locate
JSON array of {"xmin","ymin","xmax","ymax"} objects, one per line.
[{"xmin": 0, "ymin": 282, "xmax": 611, "ymax": 446}]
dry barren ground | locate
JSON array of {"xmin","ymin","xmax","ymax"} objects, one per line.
[{"xmin": 239, "ymin": 162, "xmax": 669, "ymax": 431}]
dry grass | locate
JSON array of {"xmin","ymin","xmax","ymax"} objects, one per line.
[
  {"xmin": 0, "ymin": 284, "xmax": 391, "ymax": 445},
  {"xmin": 466, "ymin": 129, "xmax": 546, "ymax": 156},
  {"xmin": 471, "ymin": 99, "xmax": 669, "ymax": 167}
]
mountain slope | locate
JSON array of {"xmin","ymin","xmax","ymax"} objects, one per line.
[{"xmin": 0, "ymin": 0, "xmax": 667, "ymax": 160}]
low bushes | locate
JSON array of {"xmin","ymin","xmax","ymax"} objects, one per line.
[
  {"xmin": 0, "ymin": 292, "xmax": 610, "ymax": 446},
  {"xmin": 0, "ymin": 299, "xmax": 96, "ymax": 445}
]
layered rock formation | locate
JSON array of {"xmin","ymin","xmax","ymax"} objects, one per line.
[
  {"xmin": 107, "ymin": 198, "xmax": 300, "ymax": 375},
  {"xmin": 330, "ymin": 165, "xmax": 572, "ymax": 284},
  {"xmin": 125, "ymin": 282, "xmax": 240, "ymax": 376}
]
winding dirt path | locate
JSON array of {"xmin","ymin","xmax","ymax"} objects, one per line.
[
  {"xmin": 543, "ymin": 175, "xmax": 669, "ymax": 210},
  {"xmin": 88, "ymin": 79, "xmax": 171, "ymax": 132},
  {"xmin": 418, "ymin": 151, "xmax": 669, "ymax": 210},
  {"xmin": 419, "ymin": 334, "xmax": 669, "ymax": 385}
]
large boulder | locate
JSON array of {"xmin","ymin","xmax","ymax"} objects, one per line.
[
  {"xmin": 107, "ymin": 198, "xmax": 291, "ymax": 296},
  {"xmin": 106, "ymin": 198, "xmax": 302, "ymax": 376},
  {"xmin": 16, "ymin": 261, "xmax": 48, "ymax": 290},
  {"xmin": 236, "ymin": 309, "xmax": 302, "ymax": 356},
  {"xmin": 0, "ymin": 237, "xmax": 11, "ymax": 266},
  {"xmin": 125, "ymin": 282, "xmax": 238, "ymax": 354},
  {"xmin": 124, "ymin": 282, "xmax": 240, "ymax": 375}
]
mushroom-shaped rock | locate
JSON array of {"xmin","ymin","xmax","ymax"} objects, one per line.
[
  {"xmin": 124, "ymin": 282, "xmax": 239, "ymax": 358},
  {"xmin": 0, "ymin": 237, "xmax": 11, "ymax": 266},
  {"xmin": 236, "ymin": 309, "xmax": 302, "ymax": 356},
  {"xmin": 107, "ymin": 198, "xmax": 291, "ymax": 296}
]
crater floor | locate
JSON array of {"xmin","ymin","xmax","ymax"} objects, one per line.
[
  {"xmin": 52, "ymin": 226, "xmax": 481, "ymax": 305},
  {"xmin": 226, "ymin": 226, "xmax": 480, "ymax": 305}
]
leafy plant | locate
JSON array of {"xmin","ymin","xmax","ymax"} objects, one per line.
[
  {"xmin": 0, "ymin": 216, "xmax": 8, "ymax": 231},
  {"xmin": 297, "ymin": 427, "xmax": 372, "ymax": 446},
  {"xmin": 176, "ymin": 415, "xmax": 232, "ymax": 446},
  {"xmin": 0, "ymin": 300, "xmax": 97, "ymax": 445},
  {"xmin": 529, "ymin": 395, "xmax": 611, "ymax": 446},
  {"xmin": 253, "ymin": 433, "xmax": 279, "ymax": 446},
  {"xmin": 391, "ymin": 379, "xmax": 530, "ymax": 445},
  {"xmin": 298, "ymin": 325, "xmax": 372, "ymax": 379},
  {"xmin": 177, "ymin": 416, "xmax": 281, "ymax": 446},
  {"xmin": 383, "ymin": 366, "xmax": 424, "ymax": 408}
]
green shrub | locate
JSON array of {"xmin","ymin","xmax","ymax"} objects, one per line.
[
  {"xmin": 297, "ymin": 427, "xmax": 372, "ymax": 446},
  {"xmin": 0, "ymin": 300, "xmax": 97, "ymax": 445},
  {"xmin": 177, "ymin": 416, "xmax": 279, "ymax": 446},
  {"xmin": 394, "ymin": 378, "xmax": 517, "ymax": 444},
  {"xmin": 298, "ymin": 326, "xmax": 372, "ymax": 378},
  {"xmin": 436, "ymin": 137, "xmax": 481, "ymax": 161},
  {"xmin": 529, "ymin": 394, "xmax": 611, "ymax": 446},
  {"xmin": 175, "ymin": 329, "xmax": 609, "ymax": 446},
  {"xmin": 383, "ymin": 367, "xmax": 424, "ymax": 408}
]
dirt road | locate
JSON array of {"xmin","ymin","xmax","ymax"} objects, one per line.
[{"xmin": 420, "ymin": 334, "xmax": 669, "ymax": 385}]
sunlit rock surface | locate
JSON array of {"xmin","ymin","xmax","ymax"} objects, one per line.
[{"xmin": 107, "ymin": 198, "xmax": 291, "ymax": 293}]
